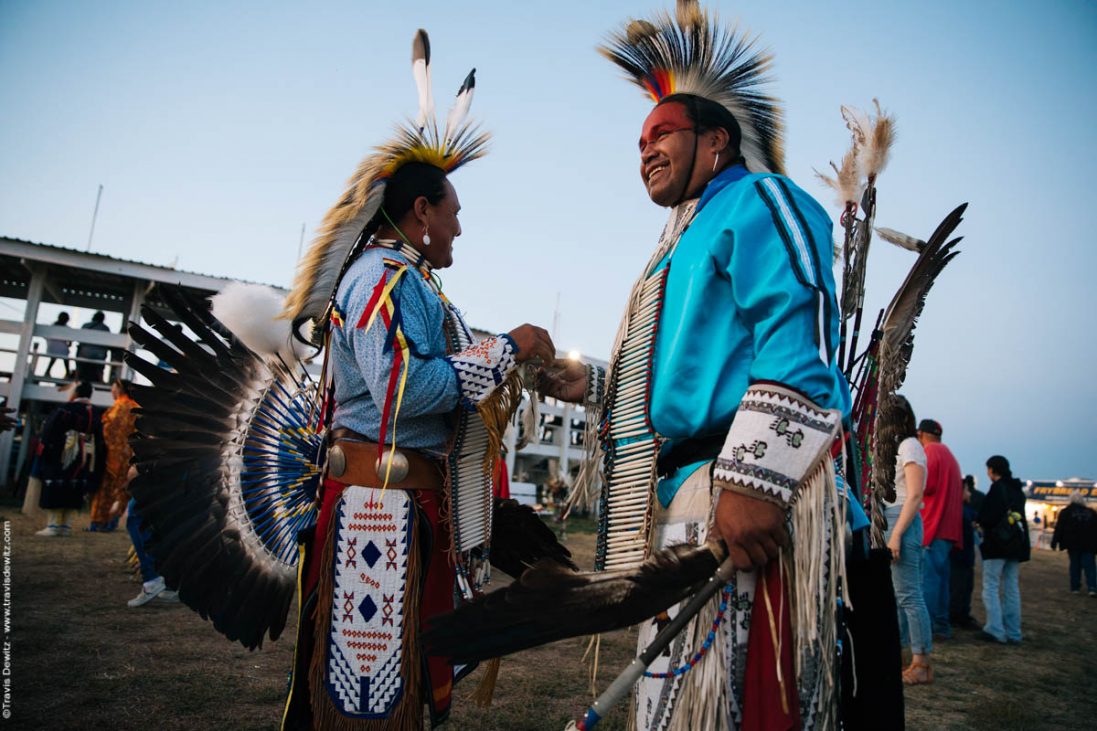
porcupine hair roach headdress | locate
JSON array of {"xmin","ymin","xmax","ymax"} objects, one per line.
[
  {"xmin": 599, "ymin": 0, "xmax": 785, "ymax": 175},
  {"xmin": 283, "ymin": 29, "xmax": 488, "ymax": 341}
]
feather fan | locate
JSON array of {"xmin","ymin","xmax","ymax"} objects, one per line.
[
  {"xmin": 871, "ymin": 204, "xmax": 966, "ymax": 502},
  {"xmin": 423, "ymin": 541, "xmax": 723, "ymax": 663},
  {"xmin": 126, "ymin": 286, "xmax": 323, "ymax": 649}
]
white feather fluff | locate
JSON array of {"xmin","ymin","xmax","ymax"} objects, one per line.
[{"xmin": 212, "ymin": 282, "xmax": 308, "ymax": 363}]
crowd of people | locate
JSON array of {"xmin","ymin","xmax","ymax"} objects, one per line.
[
  {"xmin": 29, "ymin": 377, "xmax": 177, "ymax": 607},
  {"xmin": 881, "ymin": 400, "xmax": 1096, "ymax": 689}
]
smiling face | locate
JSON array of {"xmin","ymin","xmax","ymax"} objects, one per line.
[
  {"xmin": 639, "ymin": 102, "xmax": 697, "ymax": 207},
  {"xmin": 639, "ymin": 100, "xmax": 731, "ymax": 207}
]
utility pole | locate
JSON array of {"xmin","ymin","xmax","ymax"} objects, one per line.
[
  {"xmin": 86, "ymin": 184, "xmax": 103, "ymax": 252},
  {"xmin": 298, "ymin": 222, "xmax": 306, "ymax": 259}
]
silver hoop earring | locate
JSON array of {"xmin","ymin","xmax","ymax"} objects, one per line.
[
  {"xmin": 712, "ymin": 153, "xmax": 720, "ymax": 172},
  {"xmin": 422, "ymin": 229, "xmax": 431, "ymax": 246}
]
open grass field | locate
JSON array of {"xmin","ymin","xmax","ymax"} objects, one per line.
[{"xmin": 4, "ymin": 504, "xmax": 1094, "ymax": 730}]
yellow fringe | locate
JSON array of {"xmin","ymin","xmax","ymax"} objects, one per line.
[
  {"xmin": 308, "ymin": 491, "xmax": 425, "ymax": 730},
  {"xmin": 581, "ymin": 634, "xmax": 602, "ymax": 699},
  {"xmin": 470, "ymin": 657, "xmax": 501, "ymax": 708}
]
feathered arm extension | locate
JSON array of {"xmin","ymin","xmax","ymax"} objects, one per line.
[{"xmin": 870, "ymin": 203, "xmax": 966, "ymax": 502}]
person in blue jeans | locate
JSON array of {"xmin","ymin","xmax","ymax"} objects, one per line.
[
  {"xmin": 916, "ymin": 418, "xmax": 964, "ymax": 640},
  {"xmin": 1050, "ymin": 490, "xmax": 1097, "ymax": 596},
  {"xmin": 124, "ymin": 469, "xmax": 178, "ymax": 607},
  {"xmin": 977, "ymin": 455, "xmax": 1029, "ymax": 644},
  {"xmin": 883, "ymin": 396, "xmax": 934, "ymax": 684}
]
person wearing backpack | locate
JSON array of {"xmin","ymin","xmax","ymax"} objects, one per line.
[
  {"xmin": 35, "ymin": 381, "xmax": 104, "ymax": 536},
  {"xmin": 1050, "ymin": 490, "xmax": 1097, "ymax": 596},
  {"xmin": 976, "ymin": 455, "xmax": 1029, "ymax": 643}
]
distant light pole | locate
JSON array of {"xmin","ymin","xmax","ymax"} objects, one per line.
[
  {"xmin": 86, "ymin": 184, "xmax": 104, "ymax": 252},
  {"xmin": 298, "ymin": 222, "xmax": 306, "ymax": 259}
]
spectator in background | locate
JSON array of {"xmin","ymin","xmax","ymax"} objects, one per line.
[
  {"xmin": 917, "ymin": 418, "xmax": 964, "ymax": 639},
  {"xmin": 977, "ymin": 455, "xmax": 1029, "ymax": 644},
  {"xmin": 1050, "ymin": 490, "xmax": 1097, "ymax": 597},
  {"xmin": 75, "ymin": 311, "xmax": 110, "ymax": 384},
  {"xmin": 35, "ymin": 381, "xmax": 104, "ymax": 536},
  {"xmin": 44, "ymin": 312, "xmax": 73, "ymax": 379},
  {"xmin": 88, "ymin": 379, "xmax": 139, "ymax": 532},
  {"xmin": 950, "ymin": 476, "xmax": 980, "ymax": 629},
  {"xmin": 0, "ymin": 406, "xmax": 15, "ymax": 433},
  {"xmin": 881, "ymin": 396, "xmax": 934, "ymax": 685},
  {"xmin": 965, "ymin": 473, "xmax": 985, "ymax": 511},
  {"xmin": 124, "ymin": 464, "xmax": 179, "ymax": 607}
]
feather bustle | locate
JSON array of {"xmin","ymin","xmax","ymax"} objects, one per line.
[{"xmin": 126, "ymin": 286, "xmax": 322, "ymax": 650}]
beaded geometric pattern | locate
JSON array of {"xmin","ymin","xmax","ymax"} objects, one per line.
[
  {"xmin": 324, "ymin": 486, "xmax": 413, "ymax": 718},
  {"xmin": 447, "ymin": 335, "xmax": 517, "ymax": 411},
  {"xmin": 712, "ymin": 384, "xmax": 841, "ymax": 506}
]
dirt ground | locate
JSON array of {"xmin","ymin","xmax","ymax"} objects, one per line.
[{"xmin": 4, "ymin": 504, "xmax": 1095, "ymax": 730}]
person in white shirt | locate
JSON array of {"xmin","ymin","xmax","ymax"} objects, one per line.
[{"xmin": 883, "ymin": 395, "xmax": 934, "ymax": 685}]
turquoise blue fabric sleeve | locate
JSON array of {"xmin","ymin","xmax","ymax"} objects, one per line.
[
  {"xmin": 723, "ymin": 175, "xmax": 846, "ymax": 408},
  {"xmin": 646, "ymin": 168, "xmax": 851, "ymax": 506}
]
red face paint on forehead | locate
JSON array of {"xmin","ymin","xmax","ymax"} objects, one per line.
[{"xmin": 639, "ymin": 102, "xmax": 694, "ymax": 150}]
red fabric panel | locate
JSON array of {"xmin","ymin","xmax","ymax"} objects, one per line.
[
  {"xmin": 492, "ymin": 458, "xmax": 510, "ymax": 500},
  {"xmin": 415, "ymin": 490, "xmax": 456, "ymax": 718},
  {"xmin": 742, "ymin": 562, "xmax": 801, "ymax": 731}
]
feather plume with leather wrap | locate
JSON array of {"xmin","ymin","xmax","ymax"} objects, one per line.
[
  {"xmin": 871, "ymin": 203, "xmax": 966, "ymax": 502},
  {"xmin": 125, "ymin": 287, "xmax": 323, "ymax": 649},
  {"xmin": 814, "ymin": 100, "xmax": 897, "ymax": 373},
  {"xmin": 599, "ymin": 0, "xmax": 785, "ymax": 175},
  {"xmin": 423, "ymin": 541, "xmax": 724, "ymax": 664},
  {"xmin": 282, "ymin": 29, "xmax": 488, "ymax": 344}
]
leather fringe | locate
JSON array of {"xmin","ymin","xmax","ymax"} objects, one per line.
[
  {"xmin": 788, "ymin": 458, "xmax": 848, "ymax": 728},
  {"xmin": 308, "ymin": 493, "xmax": 425, "ymax": 730},
  {"xmin": 470, "ymin": 657, "xmax": 501, "ymax": 707},
  {"xmin": 476, "ymin": 367, "xmax": 525, "ymax": 474},
  {"xmin": 667, "ymin": 589, "xmax": 732, "ymax": 731}
]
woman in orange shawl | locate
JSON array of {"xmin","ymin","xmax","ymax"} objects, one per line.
[{"xmin": 88, "ymin": 379, "xmax": 138, "ymax": 532}]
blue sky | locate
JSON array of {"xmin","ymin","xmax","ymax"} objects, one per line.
[{"xmin": 1, "ymin": 0, "xmax": 1095, "ymax": 481}]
